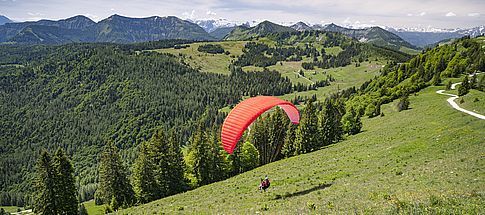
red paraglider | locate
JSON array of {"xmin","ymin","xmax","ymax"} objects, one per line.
[{"xmin": 221, "ymin": 96, "xmax": 300, "ymax": 154}]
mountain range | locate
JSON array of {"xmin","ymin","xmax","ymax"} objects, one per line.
[
  {"xmin": 0, "ymin": 14, "xmax": 214, "ymax": 44},
  {"xmin": 386, "ymin": 26, "xmax": 485, "ymax": 47},
  {"xmin": 188, "ymin": 17, "xmax": 484, "ymax": 48},
  {"xmin": 1, "ymin": 14, "xmax": 483, "ymax": 48}
]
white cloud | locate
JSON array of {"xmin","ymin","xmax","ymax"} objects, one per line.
[
  {"xmin": 468, "ymin": 12, "xmax": 480, "ymax": 17},
  {"xmin": 418, "ymin": 12, "xmax": 426, "ymax": 16},
  {"xmin": 182, "ymin": 9, "xmax": 196, "ymax": 19},
  {"xmin": 342, "ymin": 17, "xmax": 351, "ymax": 24},
  {"xmin": 206, "ymin": 10, "xmax": 216, "ymax": 16},
  {"xmin": 27, "ymin": 12, "xmax": 44, "ymax": 16},
  {"xmin": 445, "ymin": 12, "xmax": 456, "ymax": 17}
]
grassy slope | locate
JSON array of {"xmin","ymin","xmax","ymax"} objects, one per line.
[
  {"xmin": 84, "ymin": 200, "xmax": 105, "ymax": 215},
  {"xmin": 118, "ymin": 86, "xmax": 485, "ymax": 214},
  {"xmin": 460, "ymin": 89, "xmax": 485, "ymax": 115},
  {"xmin": 1, "ymin": 206, "xmax": 22, "ymax": 213},
  {"xmin": 278, "ymin": 61, "xmax": 384, "ymax": 101},
  {"xmin": 153, "ymin": 41, "xmax": 246, "ymax": 75}
]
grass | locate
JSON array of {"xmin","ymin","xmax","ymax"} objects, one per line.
[
  {"xmin": 278, "ymin": 60, "xmax": 384, "ymax": 101},
  {"xmin": 0, "ymin": 206, "xmax": 22, "ymax": 213},
  {"xmin": 117, "ymin": 86, "xmax": 485, "ymax": 214},
  {"xmin": 459, "ymin": 89, "xmax": 485, "ymax": 115},
  {"xmin": 83, "ymin": 200, "xmax": 105, "ymax": 215},
  {"xmin": 399, "ymin": 46, "xmax": 421, "ymax": 55},
  {"xmin": 153, "ymin": 41, "xmax": 247, "ymax": 74}
]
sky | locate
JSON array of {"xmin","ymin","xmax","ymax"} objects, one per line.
[{"xmin": 1, "ymin": 0, "xmax": 484, "ymax": 29}]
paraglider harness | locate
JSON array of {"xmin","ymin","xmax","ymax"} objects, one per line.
[{"xmin": 259, "ymin": 177, "xmax": 270, "ymax": 191}]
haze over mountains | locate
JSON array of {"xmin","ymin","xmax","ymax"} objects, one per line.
[{"xmin": 0, "ymin": 14, "xmax": 483, "ymax": 47}]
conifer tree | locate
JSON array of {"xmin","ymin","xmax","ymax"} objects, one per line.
[
  {"xmin": 33, "ymin": 149, "xmax": 57, "ymax": 215},
  {"xmin": 188, "ymin": 126, "xmax": 227, "ymax": 186},
  {"xmin": 458, "ymin": 75, "xmax": 470, "ymax": 96},
  {"xmin": 281, "ymin": 123, "xmax": 298, "ymax": 158},
  {"xmin": 165, "ymin": 129, "xmax": 188, "ymax": 195},
  {"xmin": 53, "ymin": 148, "xmax": 78, "ymax": 215},
  {"xmin": 319, "ymin": 99, "xmax": 343, "ymax": 146},
  {"xmin": 96, "ymin": 142, "xmax": 134, "ymax": 210},
  {"xmin": 266, "ymin": 108, "xmax": 290, "ymax": 162},
  {"xmin": 132, "ymin": 142, "xmax": 158, "ymax": 203},
  {"xmin": 293, "ymin": 101, "xmax": 320, "ymax": 154}
]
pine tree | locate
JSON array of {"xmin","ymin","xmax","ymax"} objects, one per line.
[
  {"xmin": 165, "ymin": 129, "xmax": 188, "ymax": 195},
  {"xmin": 281, "ymin": 123, "xmax": 298, "ymax": 158},
  {"xmin": 33, "ymin": 149, "xmax": 57, "ymax": 215},
  {"xmin": 132, "ymin": 142, "xmax": 159, "ymax": 203},
  {"xmin": 96, "ymin": 141, "xmax": 134, "ymax": 210},
  {"xmin": 188, "ymin": 126, "xmax": 226, "ymax": 186},
  {"xmin": 458, "ymin": 75, "xmax": 470, "ymax": 96},
  {"xmin": 266, "ymin": 108, "xmax": 290, "ymax": 162},
  {"xmin": 250, "ymin": 116, "xmax": 268, "ymax": 164},
  {"xmin": 53, "ymin": 148, "xmax": 78, "ymax": 215},
  {"xmin": 142, "ymin": 128, "xmax": 187, "ymax": 198},
  {"xmin": 319, "ymin": 99, "xmax": 343, "ymax": 146},
  {"xmin": 293, "ymin": 101, "xmax": 320, "ymax": 154}
]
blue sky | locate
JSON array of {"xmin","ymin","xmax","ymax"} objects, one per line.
[{"xmin": 1, "ymin": 0, "xmax": 484, "ymax": 28}]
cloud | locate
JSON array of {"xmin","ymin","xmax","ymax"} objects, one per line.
[
  {"xmin": 182, "ymin": 9, "xmax": 196, "ymax": 19},
  {"xmin": 407, "ymin": 12, "xmax": 426, "ymax": 17},
  {"xmin": 206, "ymin": 10, "xmax": 216, "ymax": 16},
  {"xmin": 27, "ymin": 12, "xmax": 44, "ymax": 16},
  {"xmin": 342, "ymin": 17, "xmax": 351, "ymax": 24},
  {"xmin": 445, "ymin": 12, "xmax": 456, "ymax": 17},
  {"xmin": 468, "ymin": 12, "xmax": 480, "ymax": 17}
]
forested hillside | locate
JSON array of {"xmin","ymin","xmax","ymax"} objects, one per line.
[{"xmin": 0, "ymin": 40, "xmax": 293, "ymax": 206}]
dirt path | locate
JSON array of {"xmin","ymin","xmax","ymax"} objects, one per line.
[
  {"xmin": 436, "ymin": 74, "xmax": 485, "ymax": 120},
  {"xmin": 293, "ymin": 71, "xmax": 315, "ymax": 84}
]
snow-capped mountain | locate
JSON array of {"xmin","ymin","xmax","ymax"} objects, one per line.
[{"xmin": 385, "ymin": 25, "xmax": 485, "ymax": 47}]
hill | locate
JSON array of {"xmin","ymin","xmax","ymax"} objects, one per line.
[
  {"xmin": 313, "ymin": 23, "xmax": 417, "ymax": 51},
  {"xmin": 0, "ymin": 15, "xmax": 13, "ymax": 25},
  {"xmin": 0, "ymin": 15, "xmax": 214, "ymax": 44},
  {"xmin": 114, "ymin": 36, "xmax": 485, "ymax": 214},
  {"xmin": 224, "ymin": 21, "xmax": 296, "ymax": 40},
  {"xmin": 209, "ymin": 26, "xmax": 236, "ymax": 40},
  {"xmin": 118, "ymin": 84, "xmax": 485, "ymax": 213}
]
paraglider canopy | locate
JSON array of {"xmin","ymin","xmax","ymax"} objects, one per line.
[{"xmin": 221, "ymin": 96, "xmax": 300, "ymax": 154}]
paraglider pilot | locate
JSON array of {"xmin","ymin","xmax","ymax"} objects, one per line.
[{"xmin": 259, "ymin": 175, "xmax": 270, "ymax": 192}]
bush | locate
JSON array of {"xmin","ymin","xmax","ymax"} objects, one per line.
[
  {"xmin": 457, "ymin": 85, "xmax": 469, "ymax": 96},
  {"xmin": 397, "ymin": 95, "xmax": 410, "ymax": 112}
]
